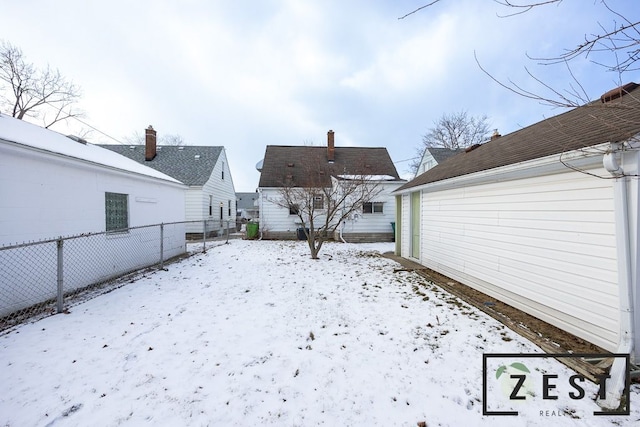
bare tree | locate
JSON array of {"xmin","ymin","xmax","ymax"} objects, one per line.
[
  {"xmin": 409, "ymin": 110, "xmax": 490, "ymax": 175},
  {"xmin": 400, "ymin": 1, "xmax": 640, "ymax": 107},
  {"xmin": 0, "ymin": 40, "xmax": 82, "ymax": 128},
  {"xmin": 271, "ymin": 152, "xmax": 382, "ymax": 259}
]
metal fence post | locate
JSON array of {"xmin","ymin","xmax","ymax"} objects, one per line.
[
  {"xmin": 56, "ymin": 238, "xmax": 64, "ymax": 313},
  {"xmin": 203, "ymin": 220, "xmax": 207, "ymax": 253},
  {"xmin": 160, "ymin": 223, "xmax": 165, "ymax": 269}
]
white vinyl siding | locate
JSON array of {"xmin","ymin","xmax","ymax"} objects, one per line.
[
  {"xmin": 341, "ymin": 182, "xmax": 402, "ymax": 235},
  {"xmin": 400, "ymin": 193, "xmax": 411, "ymax": 257},
  {"xmin": 260, "ymin": 188, "xmax": 305, "ymax": 233},
  {"xmin": 184, "ymin": 149, "xmax": 236, "ymax": 234},
  {"xmin": 418, "ymin": 167, "xmax": 618, "ymax": 351}
]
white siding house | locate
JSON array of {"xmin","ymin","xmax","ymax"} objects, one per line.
[
  {"xmin": 0, "ymin": 115, "xmax": 188, "ymax": 317},
  {"xmin": 0, "ymin": 116, "xmax": 186, "ymax": 246},
  {"xmin": 394, "ymin": 83, "xmax": 640, "ymax": 365},
  {"xmin": 101, "ymin": 126, "xmax": 236, "ymax": 238},
  {"xmin": 257, "ymin": 131, "xmax": 405, "ymax": 242}
]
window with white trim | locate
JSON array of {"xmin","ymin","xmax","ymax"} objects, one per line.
[{"xmin": 363, "ymin": 202, "xmax": 383, "ymax": 214}]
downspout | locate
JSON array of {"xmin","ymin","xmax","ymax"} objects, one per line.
[
  {"xmin": 258, "ymin": 190, "xmax": 263, "ymax": 240},
  {"xmin": 339, "ymin": 221, "xmax": 347, "ymax": 243},
  {"xmin": 601, "ymin": 142, "xmax": 634, "ymax": 409},
  {"xmin": 339, "ymin": 204, "xmax": 347, "ymax": 243}
]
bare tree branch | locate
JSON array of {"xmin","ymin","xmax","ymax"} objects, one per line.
[
  {"xmin": 270, "ymin": 151, "xmax": 382, "ymax": 259},
  {"xmin": 0, "ymin": 40, "xmax": 83, "ymax": 128},
  {"xmin": 410, "ymin": 110, "xmax": 490, "ymax": 175},
  {"xmin": 401, "ymin": 1, "xmax": 639, "ymax": 106},
  {"xmin": 398, "ymin": 1, "xmax": 442, "ymax": 20}
]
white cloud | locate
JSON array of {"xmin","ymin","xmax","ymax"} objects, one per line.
[{"xmin": 1, "ymin": 0, "xmax": 637, "ymax": 190}]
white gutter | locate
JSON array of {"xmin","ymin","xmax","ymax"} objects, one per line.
[{"xmin": 601, "ymin": 142, "xmax": 635, "ymax": 409}]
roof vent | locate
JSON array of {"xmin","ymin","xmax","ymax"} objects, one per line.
[
  {"xmin": 129, "ymin": 145, "xmax": 136, "ymax": 149},
  {"xmin": 287, "ymin": 162, "xmax": 295, "ymax": 167},
  {"xmin": 66, "ymin": 135, "xmax": 88, "ymax": 145},
  {"xmin": 465, "ymin": 143, "xmax": 481, "ymax": 153},
  {"xmin": 178, "ymin": 146, "xmax": 184, "ymax": 150},
  {"xmin": 600, "ymin": 82, "xmax": 639, "ymax": 103},
  {"xmin": 195, "ymin": 154, "xmax": 201, "ymax": 160}
]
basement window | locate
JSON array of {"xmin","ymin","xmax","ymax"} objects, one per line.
[
  {"xmin": 289, "ymin": 204, "xmax": 300, "ymax": 215},
  {"xmin": 363, "ymin": 202, "xmax": 383, "ymax": 214}
]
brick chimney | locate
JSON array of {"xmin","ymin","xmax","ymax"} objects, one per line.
[
  {"xmin": 145, "ymin": 125, "xmax": 157, "ymax": 161},
  {"xmin": 327, "ymin": 130, "xmax": 335, "ymax": 162},
  {"xmin": 490, "ymin": 129, "xmax": 501, "ymax": 141}
]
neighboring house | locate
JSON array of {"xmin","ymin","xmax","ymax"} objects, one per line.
[
  {"xmin": 0, "ymin": 115, "xmax": 186, "ymax": 246},
  {"xmin": 100, "ymin": 126, "xmax": 236, "ymax": 238},
  {"xmin": 257, "ymin": 130, "xmax": 406, "ymax": 242},
  {"xmin": 236, "ymin": 192, "xmax": 259, "ymax": 220},
  {"xmin": 415, "ymin": 147, "xmax": 463, "ymax": 176},
  {"xmin": 394, "ymin": 82, "xmax": 640, "ymax": 361},
  {"xmin": 0, "ymin": 115, "xmax": 187, "ymax": 317}
]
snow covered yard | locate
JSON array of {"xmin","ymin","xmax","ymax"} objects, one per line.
[{"xmin": 1, "ymin": 240, "xmax": 638, "ymax": 426}]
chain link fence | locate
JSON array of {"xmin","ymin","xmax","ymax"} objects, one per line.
[{"xmin": 0, "ymin": 220, "xmax": 228, "ymax": 332}]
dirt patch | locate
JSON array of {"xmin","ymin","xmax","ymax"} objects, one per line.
[{"xmin": 382, "ymin": 252, "xmax": 611, "ymax": 382}]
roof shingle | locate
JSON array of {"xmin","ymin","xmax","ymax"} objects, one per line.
[
  {"xmin": 398, "ymin": 83, "xmax": 640, "ymax": 192},
  {"xmin": 258, "ymin": 145, "xmax": 402, "ymax": 188},
  {"xmin": 98, "ymin": 145, "xmax": 223, "ymax": 186}
]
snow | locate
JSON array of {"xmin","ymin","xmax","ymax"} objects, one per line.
[
  {"xmin": 337, "ymin": 174, "xmax": 399, "ymax": 181},
  {"xmin": 0, "ymin": 114, "xmax": 182, "ymax": 184},
  {"xmin": 0, "ymin": 240, "xmax": 638, "ymax": 426}
]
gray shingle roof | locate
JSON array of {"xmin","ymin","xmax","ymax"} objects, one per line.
[
  {"xmin": 427, "ymin": 147, "xmax": 464, "ymax": 164},
  {"xmin": 98, "ymin": 145, "xmax": 223, "ymax": 186},
  {"xmin": 258, "ymin": 145, "xmax": 402, "ymax": 188},
  {"xmin": 397, "ymin": 83, "xmax": 640, "ymax": 192}
]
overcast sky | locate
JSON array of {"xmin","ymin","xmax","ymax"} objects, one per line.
[{"xmin": 2, "ymin": 0, "xmax": 637, "ymax": 191}]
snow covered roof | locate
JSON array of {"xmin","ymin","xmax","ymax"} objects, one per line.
[
  {"xmin": 336, "ymin": 174, "xmax": 399, "ymax": 181},
  {"xmin": 0, "ymin": 115, "xmax": 183, "ymax": 185}
]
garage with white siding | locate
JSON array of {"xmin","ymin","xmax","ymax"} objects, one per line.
[
  {"xmin": 395, "ymin": 83, "xmax": 640, "ymax": 362},
  {"xmin": 414, "ymin": 163, "xmax": 618, "ymax": 351}
]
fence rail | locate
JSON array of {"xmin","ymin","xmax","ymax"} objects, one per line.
[{"xmin": 0, "ymin": 220, "xmax": 231, "ymax": 332}]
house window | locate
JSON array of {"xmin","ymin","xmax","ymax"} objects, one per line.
[
  {"xmin": 363, "ymin": 202, "xmax": 383, "ymax": 214},
  {"xmin": 228, "ymin": 200, "xmax": 232, "ymax": 216},
  {"xmin": 220, "ymin": 204, "xmax": 224, "ymax": 220},
  {"xmin": 289, "ymin": 204, "xmax": 300, "ymax": 215},
  {"xmin": 209, "ymin": 195, "xmax": 213, "ymax": 216},
  {"xmin": 105, "ymin": 192, "xmax": 128, "ymax": 232},
  {"xmin": 313, "ymin": 194, "xmax": 324, "ymax": 209},
  {"xmin": 222, "ymin": 161, "xmax": 225, "ymax": 180}
]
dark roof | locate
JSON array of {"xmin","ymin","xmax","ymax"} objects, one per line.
[
  {"xmin": 427, "ymin": 147, "xmax": 464, "ymax": 164},
  {"xmin": 258, "ymin": 145, "xmax": 402, "ymax": 188},
  {"xmin": 98, "ymin": 145, "xmax": 223, "ymax": 186},
  {"xmin": 398, "ymin": 83, "xmax": 640, "ymax": 192}
]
